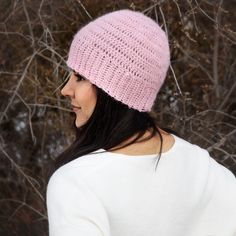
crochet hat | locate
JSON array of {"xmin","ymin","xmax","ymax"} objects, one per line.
[{"xmin": 66, "ymin": 9, "xmax": 170, "ymax": 112}]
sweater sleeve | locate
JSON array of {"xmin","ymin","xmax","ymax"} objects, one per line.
[
  {"xmin": 208, "ymin": 156, "xmax": 236, "ymax": 234},
  {"xmin": 194, "ymin": 150, "xmax": 236, "ymax": 235},
  {"xmin": 46, "ymin": 168, "xmax": 111, "ymax": 236}
]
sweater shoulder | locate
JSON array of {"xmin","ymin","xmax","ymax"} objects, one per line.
[
  {"xmin": 48, "ymin": 151, "xmax": 112, "ymax": 180},
  {"xmin": 171, "ymin": 135, "xmax": 235, "ymax": 180}
]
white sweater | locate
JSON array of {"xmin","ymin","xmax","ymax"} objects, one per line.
[{"xmin": 46, "ymin": 134, "xmax": 236, "ymax": 236}]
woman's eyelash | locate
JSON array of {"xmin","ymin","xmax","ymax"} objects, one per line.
[{"xmin": 73, "ymin": 73, "xmax": 86, "ymax": 81}]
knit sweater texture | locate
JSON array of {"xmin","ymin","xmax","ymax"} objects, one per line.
[{"xmin": 47, "ymin": 134, "xmax": 236, "ymax": 236}]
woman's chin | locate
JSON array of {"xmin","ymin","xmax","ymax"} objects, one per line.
[
  {"xmin": 75, "ymin": 118, "xmax": 87, "ymax": 128},
  {"xmin": 75, "ymin": 120, "xmax": 82, "ymax": 128}
]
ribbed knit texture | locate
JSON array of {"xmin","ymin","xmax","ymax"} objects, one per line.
[{"xmin": 66, "ymin": 9, "xmax": 170, "ymax": 112}]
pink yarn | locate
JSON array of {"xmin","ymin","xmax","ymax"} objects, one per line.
[{"xmin": 66, "ymin": 9, "xmax": 170, "ymax": 112}]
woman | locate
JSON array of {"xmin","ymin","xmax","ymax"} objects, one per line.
[{"xmin": 46, "ymin": 9, "xmax": 236, "ymax": 236}]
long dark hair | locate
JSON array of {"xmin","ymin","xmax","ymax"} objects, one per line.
[{"xmin": 54, "ymin": 84, "xmax": 179, "ymax": 172}]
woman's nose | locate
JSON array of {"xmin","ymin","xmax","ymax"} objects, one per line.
[{"xmin": 61, "ymin": 76, "xmax": 74, "ymax": 97}]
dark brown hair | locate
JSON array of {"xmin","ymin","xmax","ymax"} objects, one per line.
[{"xmin": 54, "ymin": 84, "xmax": 179, "ymax": 172}]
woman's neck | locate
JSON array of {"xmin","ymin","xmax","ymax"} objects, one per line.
[{"xmin": 107, "ymin": 128, "xmax": 175, "ymax": 156}]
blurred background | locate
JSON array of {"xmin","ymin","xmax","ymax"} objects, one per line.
[{"xmin": 0, "ymin": 0, "xmax": 235, "ymax": 235}]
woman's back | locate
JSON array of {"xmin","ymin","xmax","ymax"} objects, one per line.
[{"xmin": 47, "ymin": 134, "xmax": 236, "ymax": 236}]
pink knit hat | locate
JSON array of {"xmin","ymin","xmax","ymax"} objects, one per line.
[{"xmin": 66, "ymin": 9, "xmax": 170, "ymax": 112}]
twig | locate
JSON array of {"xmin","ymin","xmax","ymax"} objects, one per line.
[
  {"xmin": 76, "ymin": 0, "xmax": 93, "ymax": 20},
  {"xmin": 177, "ymin": 43, "xmax": 214, "ymax": 83},
  {"xmin": 0, "ymin": 146, "xmax": 45, "ymax": 202},
  {"xmin": 0, "ymin": 198, "xmax": 47, "ymax": 219},
  {"xmin": 142, "ymin": 2, "xmax": 160, "ymax": 14},
  {"xmin": 169, "ymin": 64, "xmax": 183, "ymax": 95},
  {"xmin": 158, "ymin": 4, "xmax": 168, "ymax": 37},
  {"xmin": 186, "ymin": 109, "xmax": 236, "ymax": 121},
  {"xmin": 22, "ymin": 0, "xmax": 35, "ymax": 49},
  {"xmin": 218, "ymin": 80, "xmax": 236, "ymax": 111},
  {"xmin": 187, "ymin": 0, "xmax": 199, "ymax": 33},
  {"xmin": 194, "ymin": 0, "xmax": 218, "ymax": 24},
  {"xmin": 15, "ymin": 92, "xmax": 36, "ymax": 144},
  {"xmin": 38, "ymin": 0, "xmax": 55, "ymax": 45},
  {"xmin": 189, "ymin": 120, "xmax": 214, "ymax": 145},
  {"xmin": 173, "ymin": 0, "xmax": 184, "ymax": 25},
  {"xmin": 27, "ymin": 103, "xmax": 72, "ymax": 112},
  {"xmin": 0, "ymin": 51, "xmax": 38, "ymax": 124},
  {"xmin": 212, "ymin": 0, "xmax": 223, "ymax": 99}
]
